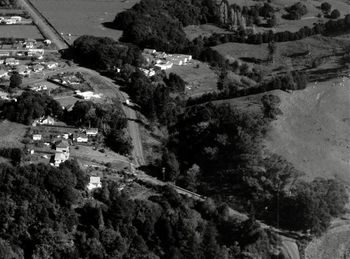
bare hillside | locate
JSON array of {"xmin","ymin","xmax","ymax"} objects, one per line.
[{"xmin": 265, "ymin": 78, "xmax": 350, "ymax": 183}]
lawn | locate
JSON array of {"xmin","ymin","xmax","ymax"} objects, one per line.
[
  {"xmin": 0, "ymin": 25, "xmax": 43, "ymax": 39},
  {"xmin": 0, "ymin": 120, "xmax": 28, "ymax": 148},
  {"xmin": 29, "ymin": 0, "xmax": 140, "ymax": 43}
]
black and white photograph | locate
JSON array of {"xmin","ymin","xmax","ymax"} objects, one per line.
[{"xmin": 0, "ymin": 0, "xmax": 349, "ymax": 258}]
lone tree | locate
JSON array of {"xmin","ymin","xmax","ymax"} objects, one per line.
[
  {"xmin": 320, "ymin": 2, "xmax": 332, "ymax": 14},
  {"xmin": 330, "ymin": 9, "xmax": 340, "ymax": 19},
  {"xmin": 9, "ymin": 73, "xmax": 22, "ymax": 88}
]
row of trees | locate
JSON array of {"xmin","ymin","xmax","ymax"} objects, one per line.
[{"xmin": 187, "ymin": 71, "xmax": 308, "ymax": 106}]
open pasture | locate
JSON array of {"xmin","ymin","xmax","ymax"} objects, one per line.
[
  {"xmin": 0, "ymin": 25, "xmax": 43, "ymax": 39},
  {"xmin": 29, "ymin": 0, "xmax": 140, "ymax": 43}
]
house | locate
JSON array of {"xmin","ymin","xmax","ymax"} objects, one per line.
[
  {"xmin": 76, "ymin": 134, "xmax": 88, "ymax": 143},
  {"xmin": 32, "ymin": 134, "xmax": 42, "ymax": 141},
  {"xmin": 39, "ymin": 116, "xmax": 55, "ymax": 125},
  {"xmin": 139, "ymin": 68, "xmax": 156, "ymax": 77},
  {"xmin": 16, "ymin": 65, "xmax": 31, "ymax": 76},
  {"xmin": 33, "ymin": 64, "xmax": 44, "ymax": 72},
  {"xmin": 55, "ymin": 140, "xmax": 69, "ymax": 153},
  {"xmin": 54, "ymin": 152, "xmax": 68, "ymax": 167},
  {"xmin": 86, "ymin": 128, "xmax": 98, "ymax": 136},
  {"xmin": 3, "ymin": 18, "xmax": 16, "ymax": 24},
  {"xmin": 155, "ymin": 61, "xmax": 173, "ymax": 70},
  {"xmin": 44, "ymin": 39, "xmax": 52, "ymax": 45},
  {"xmin": 0, "ymin": 70, "xmax": 8, "ymax": 78},
  {"xmin": 75, "ymin": 90, "xmax": 102, "ymax": 100},
  {"xmin": 143, "ymin": 48, "xmax": 156, "ymax": 55},
  {"xmin": 10, "ymin": 16, "xmax": 22, "ymax": 22},
  {"xmin": 63, "ymin": 133, "xmax": 69, "ymax": 139},
  {"xmin": 27, "ymin": 49, "xmax": 44, "ymax": 57},
  {"xmin": 87, "ymin": 176, "xmax": 102, "ymax": 191},
  {"xmin": 5, "ymin": 58, "xmax": 19, "ymax": 66},
  {"xmin": 0, "ymin": 52, "xmax": 9, "ymax": 57},
  {"xmin": 46, "ymin": 61, "xmax": 58, "ymax": 69}
]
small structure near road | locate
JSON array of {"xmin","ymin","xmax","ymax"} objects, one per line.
[
  {"xmin": 85, "ymin": 128, "xmax": 98, "ymax": 136},
  {"xmin": 32, "ymin": 134, "xmax": 42, "ymax": 141}
]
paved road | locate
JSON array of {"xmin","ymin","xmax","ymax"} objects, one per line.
[{"xmin": 17, "ymin": 0, "xmax": 69, "ymax": 50}]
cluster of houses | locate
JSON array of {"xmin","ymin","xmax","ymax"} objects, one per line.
[
  {"xmin": 0, "ymin": 16, "xmax": 22, "ymax": 25},
  {"xmin": 0, "ymin": 60, "xmax": 58, "ymax": 79},
  {"xmin": 141, "ymin": 48, "xmax": 192, "ymax": 74}
]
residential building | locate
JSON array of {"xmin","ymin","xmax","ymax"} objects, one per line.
[
  {"xmin": 27, "ymin": 49, "xmax": 44, "ymax": 57},
  {"xmin": 16, "ymin": 65, "xmax": 31, "ymax": 76},
  {"xmin": 39, "ymin": 116, "xmax": 55, "ymax": 125},
  {"xmin": 46, "ymin": 61, "xmax": 58, "ymax": 69},
  {"xmin": 33, "ymin": 64, "xmax": 44, "ymax": 72},
  {"xmin": 32, "ymin": 134, "xmax": 42, "ymax": 141},
  {"xmin": 10, "ymin": 16, "xmax": 22, "ymax": 22},
  {"xmin": 155, "ymin": 61, "xmax": 173, "ymax": 70},
  {"xmin": 44, "ymin": 39, "xmax": 52, "ymax": 45},
  {"xmin": 143, "ymin": 48, "xmax": 156, "ymax": 54},
  {"xmin": 87, "ymin": 176, "xmax": 102, "ymax": 191},
  {"xmin": 55, "ymin": 140, "xmax": 69, "ymax": 153},
  {"xmin": 75, "ymin": 90, "xmax": 102, "ymax": 100},
  {"xmin": 76, "ymin": 134, "xmax": 88, "ymax": 143},
  {"xmin": 0, "ymin": 52, "xmax": 9, "ymax": 57},
  {"xmin": 54, "ymin": 152, "xmax": 68, "ymax": 167},
  {"xmin": 140, "ymin": 68, "xmax": 156, "ymax": 77},
  {"xmin": 86, "ymin": 128, "xmax": 98, "ymax": 136},
  {"xmin": 5, "ymin": 58, "xmax": 19, "ymax": 66}
]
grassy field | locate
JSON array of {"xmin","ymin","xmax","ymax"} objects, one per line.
[
  {"xmin": 29, "ymin": 0, "xmax": 140, "ymax": 43},
  {"xmin": 166, "ymin": 60, "xmax": 218, "ymax": 97},
  {"xmin": 0, "ymin": 25, "xmax": 43, "ymax": 39},
  {"xmin": 213, "ymin": 35, "xmax": 347, "ymax": 72},
  {"xmin": 184, "ymin": 24, "xmax": 232, "ymax": 41},
  {"xmin": 0, "ymin": 120, "xmax": 28, "ymax": 148}
]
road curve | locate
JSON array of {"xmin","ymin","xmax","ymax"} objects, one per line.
[{"xmin": 17, "ymin": 0, "xmax": 69, "ymax": 50}]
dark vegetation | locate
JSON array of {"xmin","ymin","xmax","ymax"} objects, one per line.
[
  {"xmin": 161, "ymin": 102, "xmax": 348, "ymax": 234},
  {"xmin": 72, "ymin": 35, "xmax": 144, "ymax": 71},
  {"xmin": 283, "ymin": 2, "xmax": 307, "ymax": 20},
  {"xmin": 64, "ymin": 100, "xmax": 132, "ymax": 155},
  {"xmin": 0, "ymin": 160, "xmax": 287, "ymax": 259},
  {"xmin": 187, "ymin": 71, "xmax": 308, "ymax": 106},
  {"xmin": 2, "ymin": 91, "xmax": 63, "ymax": 125},
  {"xmin": 0, "ymin": 147, "xmax": 22, "ymax": 165}
]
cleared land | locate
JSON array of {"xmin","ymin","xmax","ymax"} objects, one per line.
[
  {"xmin": 0, "ymin": 120, "xmax": 28, "ymax": 148},
  {"xmin": 28, "ymin": 0, "xmax": 140, "ymax": 43},
  {"xmin": 213, "ymin": 35, "xmax": 347, "ymax": 72},
  {"xmin": 265, "ymin": 78, "xmax": 350, "ymax": 184},
  {"xmin": 0, "ymin": 25, "xmax": 43, "ymax": 39},
  {"xmin": 166, "ymin": 60, "xmax": 218, "ymax": 97}
]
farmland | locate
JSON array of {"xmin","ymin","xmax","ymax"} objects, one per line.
[
  {"xmin": 0, "ymin": 120, "xmax": 28, "ymax": 148},
  {"xmin": 0, "ymin": 25, "xmax": 43, "ymax": 39},
  {"xmin": 28, "ymin": 0, "xmax": 140, "ymax": 43}
]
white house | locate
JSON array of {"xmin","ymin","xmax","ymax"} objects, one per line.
[
  {"xmin": 87, "ymin": 176, "xmax": 102, "ymax": 191},
  {"xmin": 39, "ymin": 116, "xmax": 55, "ymax": 125},
  {"xmin": 32, "ymin": 134, "xmax": 42, "ymax": 141},
  {"xmin": 75, "ymin": 91, "xmax": 101, "ymax": 100},
  {"xmin": 54, "ymin": 152, "xmax": 68, "ymax": 167},
  {"xmin": 43, "ymin": 39, "xmax": 52, "ymax": 45},
  {"xmin": 5, "ymin": 58, "xmax": 19, "ymax": 66},
  {"xmin": 10, "ymin": 16, "xmax": 22, "ymax": 22},
  {"xmin": 76, "ymin": 135, "xmax": 88, "ymax": 143},
  {"xmin": 140, "ymin": 68, "xmax": 156, "ymax": 77},
  {"xmin": 85, "ymin": 128, "xmax": 98, "ymax": 136},
  {"xmin": 46, "ymin": 61, "xmax": 58, "ymax": 69},
  {"xmin": 155, "ymin": 61, "xmax": 173, "ymax": 70}
]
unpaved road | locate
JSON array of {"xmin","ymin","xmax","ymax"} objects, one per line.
[{"xmin": 17, "ymin": 0, "xmax": 69, "ymax": 50}]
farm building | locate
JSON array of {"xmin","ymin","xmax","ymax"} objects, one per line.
[
  {"xmin": 39, "ymin": 116, "xmax": 55, "ymax": 125},
  {"xmin": 87, "ymin": 176, "xmax": 102, "ymax": 191},
  {"xmin": 32, "ymin": 134, "xmax": 42, "ymax": 141},
  {"xmin": 85, "ymin": 128, "xmax": 98, "ymax": 136}
]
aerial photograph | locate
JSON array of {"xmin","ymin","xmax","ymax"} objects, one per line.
[{"xmin": 0, "ymin": 0, "xmax": 349, "ymax": 258}]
